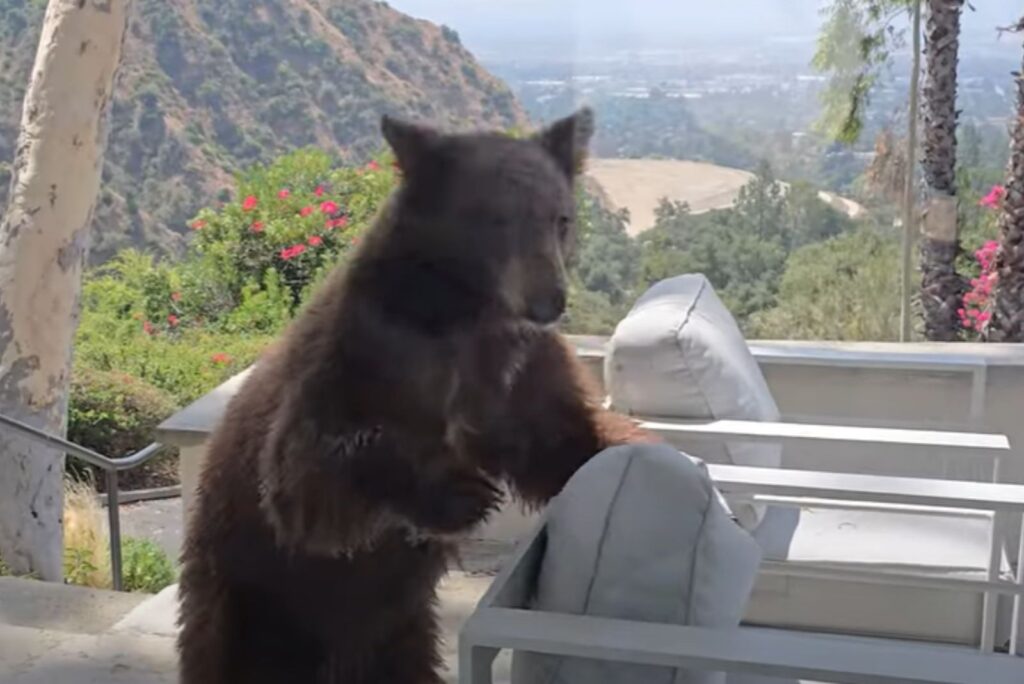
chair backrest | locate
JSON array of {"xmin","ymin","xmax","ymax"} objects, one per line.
[
  {"xmin": 605, "ymin": 274, "xmax": 782, "ymax": 531},
  {"xmin": 510, "ymin": 443, "xmax": 763, "ymax": 684}
]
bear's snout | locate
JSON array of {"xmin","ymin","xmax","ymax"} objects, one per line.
[{"xmin": 525, "ymin": 288, "xmax": 566, "ymax": 325}]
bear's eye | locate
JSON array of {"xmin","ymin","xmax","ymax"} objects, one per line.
[{"xmin": 557, "ymin": 215, "xmax": 571, "ymax": 241}]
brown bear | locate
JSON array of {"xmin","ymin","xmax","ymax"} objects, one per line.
[{"xmin": 177, "ymin": 108, "xmax": 649, "ymax": 684}]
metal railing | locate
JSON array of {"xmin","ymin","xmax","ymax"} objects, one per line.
[{"xmin": 0, "ymin": 412, "xmax": 166, "ymax": 591}]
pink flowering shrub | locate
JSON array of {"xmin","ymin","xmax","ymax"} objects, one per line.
[
  {"xmin": 188, "ymin": 148, "xmax": 396, "ymax": 309},
  {"xmin": 74, "ymin": 150, "xmax": 397, "ymax": 404},
  {"xmin": 958, "ymin": 184, "xmax": 1004, "ymax": 337},
  {"xmin": 959, "ymin": 240, "xmax": 997, "ymax": 333}
]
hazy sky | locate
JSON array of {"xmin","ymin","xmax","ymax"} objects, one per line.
[{"xmin": 388, "ymin": 0, "xmax": 1023, "ymax": 53}]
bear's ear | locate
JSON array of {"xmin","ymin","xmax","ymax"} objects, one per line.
[
  {"xmin": 381, "ymin": 115, "xmax": 439, "ymax": 174},
  {"xmin": 535, "ymin": 107, "xmax": 595, "ymax": 178}
]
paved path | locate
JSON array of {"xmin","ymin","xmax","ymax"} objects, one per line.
[
  {"xmin": 0, "ymin": 571, "xmax": 510, "ymax": 683},
  {"xmin": 120, "ymin": 499, "xmax": 182, "ymax": 562},
  {"xmin": 119, "ymin": 496, "xmax": 517, "ymax": 574},
  {"xmin": 0, "ymin": 497, "xmax": 519, "ymax": 682}
]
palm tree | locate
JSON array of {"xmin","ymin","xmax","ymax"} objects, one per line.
[
  {"xmin": 919, "ymin": 0, "xmax": 966, "ymax": 341},
  {"xmin": 986, "ymin": 19, "xmax": 1024, "ymax": 342}
]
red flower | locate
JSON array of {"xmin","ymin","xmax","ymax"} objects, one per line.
[
  {"xmin": 190, "ymin": 219, "xmax": 206, "ymax": 230},
  {"xmin": 210, "ymin": 352, "xmax": 232, "ymax": 365},
  {"xmin": 979, "ymin": 185, "xmax": 1005, "ymax": 209},
  {"xmin": 314, "ymin": 185, "xmax": 325, "ymax": 197},
  {"xmin": 326, "ymin": 216, "xmax": 348, "ymax": 229},
  {"xmin": 278, "ymin": 189, "xmax": 291, "ymax": 200},
  {"xmin": 319, "ymin": 200, "xmax": 339, "ymax": 215},
  {"xmin": 367, "ymin": 160, "xmax": 380, "ymax": 171},
  {"xmin": 308, "ymin": 235, "xmax": 323, "ymax": 247},
  {"xmin": 167, "ymin": 314, "xmax": 179, "ymax": 327},
  {"xmin": 142, "ymin": 320, "xmax": 154, "ymax": 335},
  {"xmin": 280, "ymin": 244, "xmax": 307, "ymax": 260},
  {"xmin": 171, "ymin": 292, "xmax": 182, "ymax": 302},
  {"xmin": 250, "ymin": 221, "xmax": 265, "ymax": 233},
  {"xmin": 242, "ymin": 195, "xmax": 258, "ymax": 211},
  {"xmin": 299, "ymin": 206, "xmax": 314, "ymax": 218}
]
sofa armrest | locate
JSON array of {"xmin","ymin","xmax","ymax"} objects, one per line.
[
  {"xmin": 638, "ymin": 418, "xmax": 1009, "ymax": 456},
  {"xmin": 460, "ymin": 606, "xmax": 1024, "ymax": 684}
]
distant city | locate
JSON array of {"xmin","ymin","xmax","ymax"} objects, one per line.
[{"xmin": 390, "ymin": 0, "xmax": 1022, "ymax": 134}]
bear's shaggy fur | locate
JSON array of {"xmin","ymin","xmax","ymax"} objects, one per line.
[{"xmin": 177, "ymin": 109, "xmax": 648, "ymax": 683}]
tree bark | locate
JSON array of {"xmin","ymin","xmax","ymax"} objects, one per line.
[
  {"xmin": 919, "ymin": 0, "xmax": 966, "ymax": 341},
  {"xmin": 0, "ymin": 0, "xmax": 130, "ymax": 581},
  {"xmin": 986, "ymin": 31, "xmax": 1024, "ymax": 342}
]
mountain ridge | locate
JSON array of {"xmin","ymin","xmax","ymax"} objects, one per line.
[{"xmin": 0, "ymin": 0, "xmax": 526, "ymax": 262}]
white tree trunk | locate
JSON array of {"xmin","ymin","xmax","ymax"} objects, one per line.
[{"xmin": 0, "ymin": 0, "xmax": 130, "ymax": 581}]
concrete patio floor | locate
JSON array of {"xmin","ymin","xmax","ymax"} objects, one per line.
[{"xmin": 0, "ymin": 571, "xmax": 511, "ymax": 683}]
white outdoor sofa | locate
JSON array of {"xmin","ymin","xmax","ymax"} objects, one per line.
[
  {"xmin": 459, "ymin": 275, "xmax": 1024, "ymax": 683},
  {"xmin": 459, "ymin": 420, "xmax": 1024, "ymax": 683}
]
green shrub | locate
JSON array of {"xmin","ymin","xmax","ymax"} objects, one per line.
[
  {"xmin": 440, "ymin": 25, "xmax": 460, "ymax": 45},
  {"xmin": 75, "ymin": 321, "xmax": 270, "ymax": 406},
  {"xmin": 121, "ymin": 538, "xmax": 176, "ymax": 593},
  {"xmin": 69, "ymin": 368, "xmax": 178, "ymax": 459},
  {"xmin": 750, "ymin": 228, "xmax": 901, "ymax": 341},
  {"xmin": 64, "ymin": 547, "xmax": 101, "ymax": 587},
  {"xmin": 68, "ymin": 368, "xmax": 179, "ymax": 489},
  {"xmin": 74, "ymin": 247, "xmax": 272, "ymax": 406}
]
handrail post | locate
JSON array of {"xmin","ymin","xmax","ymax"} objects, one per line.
[{"xmin": 106, "ymin": 469, "xmax": 123, "ymax": 591}]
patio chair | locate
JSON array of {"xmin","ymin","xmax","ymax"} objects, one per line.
[
  {"xmin": 507, "ymin": 443, "xmax": 763, "ymax": 684},
  {"xmin": 605, "ymin": 274, "xmax": 1022, "ymax": 654},
  {"xmin": 460, "ymin": 438, "xmax": 1024, "ymax": 683},
  {"xmin": 458, "ymin": 274, "xmax": 1024, "ymax": 683},
  {"xmin": 461, "ymin": 476, "xmax": 1024, "ymax": 683}
]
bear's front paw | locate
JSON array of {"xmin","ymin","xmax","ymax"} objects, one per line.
[{"xmin": 411, "ymin": 469, "xmax": 503, "ymax": 534}]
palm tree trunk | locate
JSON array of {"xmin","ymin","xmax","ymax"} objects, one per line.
[
  {"xmin": 919, "ymin": 0, "xmax": 966, "ymax": 341},
  {"xmin": 986, "ymin": 26, "xmax": 1024, "ymax": 342}
]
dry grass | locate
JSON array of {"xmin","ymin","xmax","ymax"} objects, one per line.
[
  {"xmin": 63, "ymin": 478, "xmax": 112, "ymax": 589},
  {"xmin": 586, "ymin": 158, "xmax": 866, "ymax": 236}
]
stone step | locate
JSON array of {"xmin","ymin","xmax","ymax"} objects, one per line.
[
  {"xmin": 0, "ymin": 572, "xmax": 511, "ymax": 683},
  {"xmin": 0, "ymin": 576, "xmax": 148, "ymax": 634},
  {"xmin": 0, "ymin": 622, "xmax": 177, "ymax": 684}
]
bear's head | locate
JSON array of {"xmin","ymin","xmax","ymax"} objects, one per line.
[{"xmin": 364, "ymin": 109, "xmax": 595, "ymax": 333}]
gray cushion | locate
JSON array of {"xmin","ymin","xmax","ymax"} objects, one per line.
[
  {"xmin": 606, "ymin": 274, "xmax": 781, "ymax": 529},
  {"xmin": 511, "ymin": 443, "xmax": 762, "ymax": 684},
  {"xmin": 744, "ymin": 507, "xmax": 1016, "ymax": 647}
]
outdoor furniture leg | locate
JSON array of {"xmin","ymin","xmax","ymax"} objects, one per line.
[
  {"xmin": 1012, "ymin": 514, "xmax": 1024, "ymax": 656},
  {"xmin": 458, "ymin": 639, "xmax": 498, "ymax": 684},
  {"xmin": 981, "ymin": 508, "xmax": 1008, "ymax": 651},
  {"xmin": 982, "ymin": 455, "xmax": 1006, "ymax": 653}
]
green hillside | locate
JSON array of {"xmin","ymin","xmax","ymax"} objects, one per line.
[{"xmin": 0, "ymin": 0, "xmax": 526, "ymax": 262}]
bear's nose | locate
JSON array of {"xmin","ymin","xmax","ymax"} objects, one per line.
[{"xmin": 526, "ymin": 290, "xmax": 566, "ymax": 325}]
